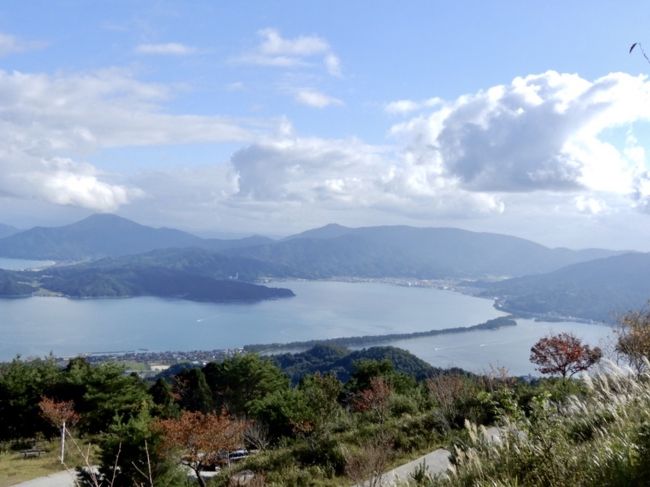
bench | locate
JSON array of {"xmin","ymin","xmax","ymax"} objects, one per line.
[{"xmin": 21, "ymin": 448, "xmax": 47, "ymax": 458}]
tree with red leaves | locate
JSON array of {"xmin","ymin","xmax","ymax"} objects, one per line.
[
  {"xmin": 154, "ymin": 410, "xmax": 248, "ymax": 487},
  {"xmin": 39, "ymin": 397, "xmax": 80, "ymax": 464},
  {"xmin": 352, "ymin": 376, "xmax": 392, "ymax": 424},
  {"xmin": 530, "ymin": 332, "xmax": 602, "ymax": 378}
]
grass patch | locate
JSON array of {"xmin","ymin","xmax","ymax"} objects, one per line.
[{"xmin": 0, "ymin": 439, "xmax": 97, "ymax": 487}]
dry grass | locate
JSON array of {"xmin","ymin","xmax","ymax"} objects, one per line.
[{"xmin": 430, "ymin": 360, "xmax": 650, "ymax": 487}]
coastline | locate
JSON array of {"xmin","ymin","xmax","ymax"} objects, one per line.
[{"xmin": 264, "ymin": 276, "xmax": 615, "ymax": 326}]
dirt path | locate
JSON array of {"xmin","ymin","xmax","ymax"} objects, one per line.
[
  {"xmin": 9, "ymin": 470, "xmax": 77, "ymax": 487},
  {"xmin": 380, "ymin": 448, "xmax": 451, "ymax": 486},
  {"xmin": 353, "ymin": 426, "xmax": 501, "ymax": 486}
]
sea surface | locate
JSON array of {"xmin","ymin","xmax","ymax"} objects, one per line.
[
  {"xmin": 382, "ymin": 318, "xmax": 613, "ymax": 376},
  {"xmin": 0, "ymin": 275, "xmax": 614, "ymax": 374}
]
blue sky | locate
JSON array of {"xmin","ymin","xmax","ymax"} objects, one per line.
[{"xmin": 1, "ymin": 1, "xmax": 650, "ymax": 248}]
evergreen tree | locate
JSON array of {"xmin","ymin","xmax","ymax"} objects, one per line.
[
  {"xmin": 203, "ymin": 354, "xmax": 289, "ymax": 415},
  {"xmin": 173, "ymin": 368, "xmax": 214, "ymax": 413}
]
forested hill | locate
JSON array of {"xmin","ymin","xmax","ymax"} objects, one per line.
[
  {"xmin": 481, "ymin": 252, "xmax": 650, "ymax": 323},
  {"xmin": 273, "ymin": 344, "xmax": 466, "ymax": 383},
  {"xmin": 226, "ymin": 224, "xmax": 621, "ymax": 279},
  {"xmin": 0, "ymin": 270, "xmax": 35, "ymax": 296},
  {"xmin": 61, "ymin": 247, "xmax": 292, "ymax": 282},
  {"xmin": 0, "ymin": 256, "xmax": 294, "ymax": 303},
  {"xmin": 39, "ymin": 267, "xmax": 294, "ymax": 302}
]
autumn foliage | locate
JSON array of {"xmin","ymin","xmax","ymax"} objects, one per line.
[
  {"xmin": 352, "ymin": 376, "xmax": 392, "ymax": 423},
  {"xmin": 154, "ymin": 410, "xmax": 248, "ymax": 485},
  {"xmin": 530, "ymin": 332, "xmax": 602, "ymax": 378},
  {"xmin": 38, "ymin": 396, "xmax": 80, "ymax": 428}
]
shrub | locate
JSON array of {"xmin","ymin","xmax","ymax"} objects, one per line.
[{"xmin": 432, "ymin": 361, "xmax": 650, "ymax": 487}]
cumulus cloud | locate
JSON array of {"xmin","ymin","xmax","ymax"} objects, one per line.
[
  {"xmin": 294, "ymin": 89, "xmax": 343, "ymax": 108},
  {"xmin": 390, "ymin": 71, "xmax": 650, "ymax": 197},
  {"xmin": 226, "ymin": 137, "xmax": 503, "ymax": 218},
  {"xmin": 0, "ymin": 68, "xmax": 259, "ymax": 211},
  {"xmin": 134, "ymin": 42, "xmax": 197, "ymax": 55},
  {"xmin": 0, "ymin": 151, "xmax": 140, "ymax": 212},
  {"xmin": 238, "ymin": 28, "xmax": 342, "ymax": 76}
]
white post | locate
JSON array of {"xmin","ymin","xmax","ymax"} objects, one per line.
[{"xmin": 60, "ymin": 420, "xmax": 66, "ymax": 464}]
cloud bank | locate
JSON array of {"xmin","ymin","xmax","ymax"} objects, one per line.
[{"xmin": 4, "ymin": 63, "xmax": 650, "ymax": 237}]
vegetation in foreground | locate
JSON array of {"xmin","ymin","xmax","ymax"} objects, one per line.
[
  {"xmin": 424, "ymin": 360, "xmax": 650, "ymax": 487},
  {"xmin": 2, "ymin": 307, "xmax": 650, "ymax": 486}
]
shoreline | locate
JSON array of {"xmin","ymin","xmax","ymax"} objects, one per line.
[
  {"xmin": 265, "ymin": 276, "xmax": 615, "ymax": 325},
  {"xmin": 243, "ymin": 316, "xmax": 518, "ymax": 353}
]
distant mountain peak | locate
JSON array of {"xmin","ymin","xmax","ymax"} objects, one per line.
[
  {"xmin": 72, "ymin": 213, "xmax": 144, "ymax": 228},
  {"xmin": 286, "ymin": 223, "xmax": 352, "ymax": 240},
  {"xmin": 0, "ymin": 214, "xmax": 202, "ymax": 260}
]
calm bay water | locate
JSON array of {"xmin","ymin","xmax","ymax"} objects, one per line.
[
  {"xmin": 382, "ymin": 318, "xmax": 613, "ymax": 376},
  {"xmin": 0, "ymin": 276, "xmax": 614, "ymax": 374}
]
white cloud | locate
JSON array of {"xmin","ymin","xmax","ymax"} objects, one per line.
[
  {"xmin": 134, "ymin": 42, "xmax": 196, "ymax": 55},
  {"xmin": 390, "ymin": 71, "xmax": 650, "ymax": 197},
  {"xmin": 574, "ymin": 195, "xmax": 608, "ymax": 215},
  {"xmin": 385, "ymin": 97, "xmax": 441, "ymax": 115},
  {"xmin": 295, "ymin": 89, "xmax": 343, "ymax": 108},
  {"xmin": 0, "ymin": 151, "xmax": 141, "ymax": 213},
  {"xmin": 226, "ymin": 137, "xmax": 503, "ymax": 218},
  {"xmin": 258, "ymin": 28, "xmax": 328, "ymax": 57},
  {"xmin": 238, "ymin": 28, "xmax": 342, "ymax": 76},
  {"xmin": 0, "ymin": 68, "xmax": 262, "ymax": 211}
]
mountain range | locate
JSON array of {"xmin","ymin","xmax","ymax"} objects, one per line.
[
  {"xmin": 0, "ymin": 214, "xmax": 621, "ymax": 277},
  {"xmin": 0, "ymin": 214, "xmax": 273, "ymax": 260},
  {"xmin": 226, "ymin": 223, "xmax": 620, "ymax": 279},
  {"xmin": 0, "ymin": 213, "xmax": 646, "ymax": 320}
]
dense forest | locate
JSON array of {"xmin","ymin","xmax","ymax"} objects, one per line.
[{"xmin": 0, "ymin": 264, "xmax": 294, "ymax": 303}]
